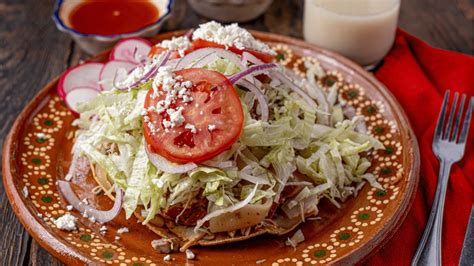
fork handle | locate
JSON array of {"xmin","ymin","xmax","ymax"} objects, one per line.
[{"xmin": 412, "ymin": 160, "xmax": 452, "ymax": 266}]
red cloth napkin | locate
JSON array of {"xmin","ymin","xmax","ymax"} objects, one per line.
[{"xmin": 366, "ymin": 30, "xmax": 474, "ymax": 265}]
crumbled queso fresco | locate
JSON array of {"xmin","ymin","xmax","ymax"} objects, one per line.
[
  {"xmin": 158, "ymin": 36, "xmax": 191, "ymax": 57},
  {"xmin": 144, "ymin": 66, "xmax": 195, "ymax": 134},
  {"xmin": 192, "ymin": 21, "xmax": 276, "ymax": 55},
  {"xmin": 116, "ymin": 52, "xmax": 167, "ymax": 89},
  {"xmin": 117, "ymin": 227, "xmax": 129, "ymax": 234},
  {"xmin": 54, "ymin": 213, "xmax": 77, "ymax": 231}
]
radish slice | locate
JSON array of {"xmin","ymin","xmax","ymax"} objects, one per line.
[
  {"xmin": 109, "ymin": 38, "xmax": 152, "ymax": 63},
  {"xmin": 58, "ymin": 180, "xmax": 123, "ymax": 224},
  {"xmin": 57, "ymin": 62, "xmax": 103, "ymax": 99},
  {"xmin": 99, "ymin": 60, "xmax": 137, "ymax": 91},
  {"xmin": 65, "ymin": 87, "xmax": 99, "ymax": 114}
]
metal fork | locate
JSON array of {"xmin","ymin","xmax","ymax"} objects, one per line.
[{"xmin": 412, "ymin": 91, "xmax": 474, "ymax": 266}]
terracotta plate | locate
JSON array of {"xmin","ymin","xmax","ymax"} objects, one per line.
[{"xmin": 2, "ymin": 31, "xmax": 420, "ymax": 265}]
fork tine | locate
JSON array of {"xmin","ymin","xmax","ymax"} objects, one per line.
[
  {"xmin": 434, "ymin": 91, "xmax": 450, "ymax": 140},
  {"xmin": 444, "ymin": 92, "xmax": 458, "ymax": 139},
  {"xmin": 459, "ymin": 96, "xmax": 474, "ymax": 143},
  {"xmin": 450, "ymin": 94, "xmax": 466, "ymax": 142}
]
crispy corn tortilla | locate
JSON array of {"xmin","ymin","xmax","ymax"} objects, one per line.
[{"xmin": 93, "ymin": 165, "xmax": 305, "ymax": 250}]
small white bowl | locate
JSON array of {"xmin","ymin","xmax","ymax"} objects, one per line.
[
  {"xmin": 188, "ymin": 0, "xmax": 273, "ymax": 22},
  {"xmin": 52, "ymin": 0, "xmax": 174, "ymax": 54}
]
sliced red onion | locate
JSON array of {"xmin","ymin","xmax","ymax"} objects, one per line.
[
  {"xmin": 99, "ymin": 60, "xmax": 137, "ymax": 91},
  {"xmin": 165, "ymin": 58, "xmax": 179, "ymax": 68},
  {"xmin": 201, "ymin": 160, "xmax": 235, "ymax": 169},
  {"xmin": 116, "ymin": 51, "xmax": 171, "ymax": 90},
  {"xmin": 283, "ymin": 67, "xmax": 305, "ymax": 84},
  {"xmin": 270, "ymin": 70, "xmax": 318, "ymax": 109},
  {"xmin": 236, "ymin": 79, "xmax": 269, "ymax": 122},
  {"xmin": 184, "ymin": 29, "xmax": 194, "ymax": 38},
  {"xmin": 57, "ymin": 180, "xmax": 123, "ymax": 223},
  {"xmin": 229, "ymin": 63, "xmax": 278, "ymax": 84},
  {"xmin": 176, "ymin": 48, "xmax": 244, "ymax": 70},
  {"xmin": 342, "ymin": 104, "xmax": 356, "ymax": 118},
  {"xmin": 65, "ymin": 155, "xmax": 90, "ymax": 181},
  {"xmin": 243, "ymin": 92, "xmax": 256, "ymax": 110},
  {"xmin": 139, "ymin": 50, "xmax": 171, "ymax": 81},
  {"xmin": 192, "ymin": 52, "xmax": 218, "ymax": 68},
  {"xmin": 242, "ymin": 51, "xmax": 263, "ymax": 65},
  {"xmin": 157, "ymin": 51, "xmax": 171, "ymax": 67},
  {"xmin": 145, "ymin": 145, "xmax": 197, "ymax": 174}
]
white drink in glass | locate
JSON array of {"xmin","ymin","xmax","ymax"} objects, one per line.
[{"xmin": 303, "ymin": 0, "xmax": 400, "ymax": 68}]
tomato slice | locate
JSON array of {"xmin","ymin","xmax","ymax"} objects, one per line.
[
  {"xmin": 144, "ymin": 68, "xmax": 244, "ymax": 163},
  {"xmin": 148, "ymin": 46, "xmax": 182, "ymax": 59},
  {"xmin": 192, "ymin": 39, "xmax": 275, "ymax": 63}
]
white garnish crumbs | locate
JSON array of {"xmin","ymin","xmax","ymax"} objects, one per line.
[
  {"xmin": 208, "ymin": 124, "xmax": 216, "ymax": 132},
  {"xmin": 185, "ymin": 123, "xmax": 197, "ymax": 134},
  {"xmin": 166, "ymin": 107, "xmax": 185, "ymax": 128},
  {"xmin": 115, "ymin": 236, "xmax": 121, "ymax": 241},
  {"xmin": 54, "ymin": 214, "xmax": 77, "ymax": 231},
  {"xmin": 81, "ymin": 198, "xmax": 89, "ymax": 205},
  {"xmin": 116, "ymin": 53, "xmax": 165, "ymax": 89},
  {"xmin": 256, "ymin": 259, "xmax": 266, "ymax": 264},
  {"xmin": 199, "ymin": 111, "xmax": 204, "ymax": 115},
  {"xmin": 141, "ymin": 209, "xmax": 149, "ymax": 218},
  {"xmin": 192, "ymin": 21, "xmax": 276, "ymax": 55},
  {"xmin": 285, "ymin": 229, "xmax": 305, "ymax": 249},
  {"xmin": 22, "ymin": 186, "xmax": 28, "ymax": 197},
  {"xmin": 66, "ymin": 205, "xmax": 73, "ymax": 211},
  {"xmin": 163, "ymin": 254, "xmax": 171, "ymax": 262},
  {"xmin": 145, "ymin": 66, "xmax": 195, "ymax": 133},
  {"xmin": 152, "ymin": 178, "xmax": 164, "ymax": 189},
  {"xmin": 184, "ymin": 80, "xmax": 192, "ymax": 88},
  {"xmin": 185, "ymin": 249, "xmax": 195, "ymax": 260},
  {"xmin": 117, "ymin": 227, "xmax": 129, "ymax": 235},
  {"xmin": 89, "ymin": 216, "xmax": 96, "ymax": 223},
  {"xmin": 147, "ymin": 122, "xmax": 156, "ymax": 134},
  {"xmin": 64, "ymin": 174, "xmax": 73, "ymax": 182},
  {"xmin": 36, "ymin": 132, "xmax": 46, "ymax": 139},
  {"xmin": 37, "ymin": 213, "xmax": 43, "ymax": 218},
  {"xmin": 83, "ymin": 210, "xmax": 88, "ymax": 218},
  {"xmin": 158, "ymin": 36, "xmax": 191, "ymax": 57},
  {"xmin": 99, "ymin": 225, "xmax": 107, "ymax": 235}
]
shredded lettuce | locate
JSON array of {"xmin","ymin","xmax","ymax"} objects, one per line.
[
  {"xmin": 123, "ymin": 141, "xmax": 148, "ymax": 218},
  {"xmin": 205, "ymin": 58, "xmax": 241, "ymax": 75}
]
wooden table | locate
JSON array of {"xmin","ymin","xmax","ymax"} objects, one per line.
[{"xmin": 0, "ymin": 0, "xmax": 472, "ymax": 264}]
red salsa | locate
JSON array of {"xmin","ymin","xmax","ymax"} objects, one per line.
[{"xmin": 69, "ymin": 0, "xmax": 160, "ymax": 35}]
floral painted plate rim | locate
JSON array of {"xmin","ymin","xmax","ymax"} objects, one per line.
[{"xmin": 2, "ymin": 30, "xmax": 420, "ymax": 265}]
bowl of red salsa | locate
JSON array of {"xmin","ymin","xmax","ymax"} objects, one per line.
[{"xmin": 53, "ymin": 0, "xmax": 173, "ymax": 54}]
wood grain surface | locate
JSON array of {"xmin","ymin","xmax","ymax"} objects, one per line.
[{"xmin": 0, "ymin": 0, "xmax": 472, "ymax": 265}]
